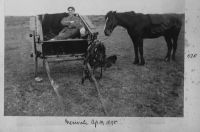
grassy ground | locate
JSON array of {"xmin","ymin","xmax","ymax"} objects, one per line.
[{"xmin": 4, "ymin": 15, "xmax": 184, "ymax": 116}]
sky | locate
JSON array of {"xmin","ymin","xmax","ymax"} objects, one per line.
[{"xmin": 4, "ymin": 0, "xmax": 185, "ymax": 16}]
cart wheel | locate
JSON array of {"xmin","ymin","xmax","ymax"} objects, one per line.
[
  {"xmin": 31, "ymin": 31, "xmax": 38, "ymax": 77},
  {"xmin": 34, "ymin": 54, "xmax": 38, "ymax": 77}
]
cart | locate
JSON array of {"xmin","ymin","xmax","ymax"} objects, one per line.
[{"xmin": 29, "ymin": 12, "xmax": 108, "ymax": 115}]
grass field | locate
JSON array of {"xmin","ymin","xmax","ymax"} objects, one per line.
[{"xmin": 4, "ymin": 15, "xmax": 184, "ymax": 116}]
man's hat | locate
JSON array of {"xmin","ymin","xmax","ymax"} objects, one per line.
[{"xmin": 68, "ymin": 6, "xmax": 75, "ymax": 11}]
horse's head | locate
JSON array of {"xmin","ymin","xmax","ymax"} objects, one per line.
[{"xmin": 104, "ymin": 11, "xmax": 118, "ymax": 36}]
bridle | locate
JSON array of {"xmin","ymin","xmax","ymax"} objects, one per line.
[{"xmin": 104, "ymin": 12, "xmax": 117, "ymax": 36}]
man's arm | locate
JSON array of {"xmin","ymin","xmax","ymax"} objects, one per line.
[{"xmin": 61, "ymin": 15, "xmax": 83, "ymax": 28}]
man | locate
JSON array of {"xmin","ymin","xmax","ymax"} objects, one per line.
[{"xmin": 51, "ymin": 6, "xmax": 86, "ymax": 40}]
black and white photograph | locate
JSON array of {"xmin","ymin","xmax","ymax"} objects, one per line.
[
  {"xmin": 1, "ymin": 0, "xmax": 200, "ymax": 131},
  {"xmin": 4, "ymin": 0, "xmax": 185, "ymax": 116}
]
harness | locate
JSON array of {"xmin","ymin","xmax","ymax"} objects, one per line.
[
  {"xmin": 82, "ymin": 39, "xmax": 106, "ymax": 82},
  {"xmin": 85, "ymin": 40, "xmax": 106, "ymax": 68}
]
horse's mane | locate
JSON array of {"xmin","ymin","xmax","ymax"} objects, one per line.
[
  {"xmin": 105, "ymin": 11, "xmax": 137, "ymax": 19},
  {"xmin": 105, "ymin": 11, "xmax": 113, "ymax": 19},
  {"xmin": 122, "ymin": 11, "xmax": 136, "ymax": 15}
]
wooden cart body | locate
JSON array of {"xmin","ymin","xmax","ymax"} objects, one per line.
[
  {"xmin": 29, "ymin": 12, "xmax": 108, "ymax": 115},
  {"xmin": 29, "ymin": 12, "xmax": 99, "ymax": 93},
  {"xmin": 29, "ymin": 12, "xmax": 97, "ymax": 66}
]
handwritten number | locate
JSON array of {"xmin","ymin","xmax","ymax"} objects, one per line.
[{"xmin": 187, "ymin": 53, "xmax": 197, "ymax": 58}]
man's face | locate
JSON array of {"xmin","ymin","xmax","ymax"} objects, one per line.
[{"xmin": 68, "ymin": 8, "xmax": 75, "ymax": 15}]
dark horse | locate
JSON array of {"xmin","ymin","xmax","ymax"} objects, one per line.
[{"xmin": 104, "ymin": 11, "xmax": 182, "ymax": 65}]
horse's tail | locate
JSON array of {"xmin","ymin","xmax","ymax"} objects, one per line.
[{"xmin": 175, "ymin": 14, "xmax": 184, "ymax": 30}]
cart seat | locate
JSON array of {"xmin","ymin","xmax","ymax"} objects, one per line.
[
  {"xmin": 30, "ymin": 13, "xmax": 97, "ymax": 56},
  {"xmin": 38, "ymin": 13, "xmax": 92, "ymax": 41}
]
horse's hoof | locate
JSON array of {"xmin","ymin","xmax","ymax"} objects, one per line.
[
  {"xmin": 139, "ymin": 62, "xmax": 145, "ymax": 66},
  {"xmin": 133, "ymin": 60, "xmax": 139, "ymax": 64},
  {"xmin": 140, "ymin": 59, "xmax": 145, "ymax": 65},
  {"xmin": 172, "ymin": 56, "xmax": 176, "ymax": 61},
  {"xmin": 81, "ymin": 78, "xmax": 85, "ymax": 84},
  {"xmin": 164, "ymin": 57, "xmax": 170, "ymax": 62}
]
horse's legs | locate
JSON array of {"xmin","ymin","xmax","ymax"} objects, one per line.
[
  {"xmin": 138, "ymin": 39, "xmax": 145, "ymax": 65},
  {"xmin": 172, "ymin": 36, "xmax": 178, "ymax": 61},
  {"xmin": 133, "ymin": 44, "xmax": 139, "ymax": 64},
  {"xmin": 128, "ymin": 31, "xmax": 139, "ymax": 64},
  {"xmin": 172, "ymin": 29, "xmax": 180, "ymax": 61},
  {"xmin": 164, "ymin": 36, "xmax": 173, "ymax": 62},
  {"xmin": 130, "ymin": 35, "xmax": 139, "ymax": 64}
]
